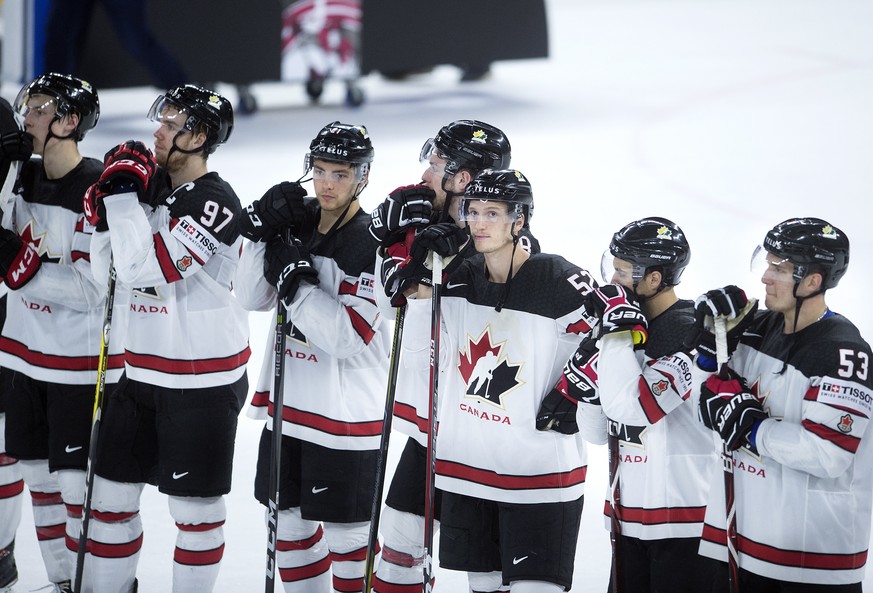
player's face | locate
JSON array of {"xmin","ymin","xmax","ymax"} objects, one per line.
[
  {"xmin": 466, "ymin": 201, "xmax": 517, "ymax": 254},
  {"xmin": 312, "ymin": 160, "xmax": 361, "ymax": 212},
  {"xmin": 421, "ymin": 153, "xmax": 456, "ymax": 211},
  {"xmin": 152, "ymin": 106, "xmax": 204, "ymax": 169},
  {"xmin": 608, "ymin": 257, "xmax": 636, "ymax": 291},
  {"xmin": 760, "ymin": 253, "xmax": 799, "ymax": 313},
  {"xmin": 20, "ymin": 93, "xmax": 59, "ymax": 153}
]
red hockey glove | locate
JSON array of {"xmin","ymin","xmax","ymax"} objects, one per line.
[{"xmin": 0, "ymin": 228, "xmax": 41, "ymax": 289}]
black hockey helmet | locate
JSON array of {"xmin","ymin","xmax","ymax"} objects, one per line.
[
  {"xmin": 607, "ymin": 217, "xmax": 690, "ymax": 287},
  {"xmin": 421, "ymin": 120, "xmax": 511, "ymax": 176},
  {"xmin": 306, "ymin": 121, "xmax": 374, "ymax": 167},
  {"xmin": 461, "ymin": 168, "xmax": 533, "ymax": 227},
  {"xmin": 14, "ymin": 72, "xmax": 100, "ymax": 141},
  {"xmin": 761, "ymin": 217, "xmax": 849, "ymax": 290},
  {"xmin": 148, "ymin": 85, "xmax": 233, "ymax": 154}
]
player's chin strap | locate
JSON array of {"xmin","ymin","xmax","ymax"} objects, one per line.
[
  {"xmin": 777, "ymin": 282, "xmax": 830, "ymax": 374},
  {"xmin": 494, "ymin": 225, "xmax": 523, "ymax": 313}
]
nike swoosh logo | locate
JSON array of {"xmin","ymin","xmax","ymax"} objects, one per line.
[
  {"xmin": 311, "ymin": 486, "xmax": 329, "ymax": 494},
  {"xmin": 65, "ymin": 445, "xmax": 83, "ymax": 453},
  {"xmin": 172, "ymin": 472, "xmax": 189, "ymax": 480},
  {"xmin": 446, "ymin": 282, "xmax": 466, "ymax": 290},
  {"xmin": 512, "ymin": 556, "xmax": 528, "ymax": 565}
]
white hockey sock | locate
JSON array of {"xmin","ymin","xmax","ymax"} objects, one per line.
[
  {"xmin": 372, "ymin": 508, "xmax": 425, "ymax": 593},
  {"xmin": 509, "ymin": 580, "xmax": 564, "ymax": 593},
  {"xmin": 57, "ymin": 469, "xmax": 87, "ymax": 592},
  {"xmin": 274, "ymin": 508, "xmax": 330, "ymax": 593},
  {"xmin": 468, "ymin": 570, "xmax": 509, "ymax": 593},
  {"xmin": 169, "ymin": 495, "xmax": 226, "ymax": 593},
  {"xmin": 0, "ymin": 416, "xmax": 23, "ymax": 550},
  {"xmin": 19, "ymin": 459, "xmax": 69, "ymax": 583},
  {"xmin": 88, "ymin": 477, "xmax": 143, "ymax": 593},
  {"xmin": 323, "ymin": 520, "xmax": 369, "ymax": 593}
]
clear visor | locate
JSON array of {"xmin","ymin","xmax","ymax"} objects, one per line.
[
  {"xmin": 750, "ymin": 245, "xmax": 798, "ymax": 285},
  {"xmin": 14, "ymin": 90, "xmax": 56, "ymax": 121},
  {"xmin": 147, "ymin": 96, "xmax": 193, "ymax": 133},
  {"xmin": 459, "ymin": 198, "xmax": 519, "ymax": 224},
  {"xmin": 600, "ymin": 250, "xmax": 644, "ymax": 286},
  {"xmin": 419, "ymin": 138, "xmax": 437, "ymax": 163},
  {"xmin": 304, "ymin": 153, "xmax": 367, "ymax": 183}
]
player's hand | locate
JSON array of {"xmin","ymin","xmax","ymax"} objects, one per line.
[
  {"xmin": 99, "ymin": 140, "xmax": 157, "ymax": 197},
  {"xmin": 0, "ymin": 228, "xmax": 41, "ymax": 289},
  {"xmin": 264, "ymin": 235, "xmax": 319, "ymax": 304},
  {"xmin": 82, "ymin": 183, "xmax": 109, "ymax": 232},
  {"xmin": 699, "ymin": 372, "xmax": 767, "ymax": 450},
  {"xmin": 0, "ymin": 130, "xmax": 33, "ymax": 162},
  {"xmin": 536, "ymin": 338, "xmax": 600, "ymax": 434},
  {"xmin": 369, "ymin": 184, "xmax": 435, "ymax": 246},
  {"xmin": 588, "ymin": 285, "xmax": 647, "ymax": 344},
  {"xmin": 239, "ymin": 182, "xmax": 313, "ymax": 242},
  {"xmin": 684, "ymin": 285, "xmax": 757, "ymax": 365}
]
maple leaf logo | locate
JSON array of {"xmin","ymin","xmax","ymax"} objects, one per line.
[
  {"xmin": 651, "ymin": 379, "xmax": 669, "ymax": 395},
  {"xmin": 18, "ymin": 220, "xmax": 63, "ymax": 264},
  {"xmin": 457, "ymin": 328, "xmax": 524, "ymax": 407},
  {"xmin": 838, "ymin": 414, "xmax": 853, "ymax": 434}
]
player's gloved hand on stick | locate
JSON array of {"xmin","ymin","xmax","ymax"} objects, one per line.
[
  {"xmin": 536, "ymin": 338, "xmax": 600, "ymax": 434},
  {"xmin": 368, "ymin": 184, "xmax": 435, "ymax": 246},
  {"xmin": 0, "ymin": 228, "xmax": 41, "ymax": 289},
  {"xmin": 0, "ymin": 130, "xmax": 33, "ymax": 162},
  {"xmin": 99, "ymin": 140, "xmax": 157, "ymax": 197},
  {"xmin": 390, "ymin": 223, "xmax": 468, "ymax": 285},
  {"xmin": 588, "ymin": 285, "xmax": 648, "ymax": 345},
  {"xmin": 238, "ymin": 181, "xmax": 313, "ymax": 242},
  {"xmin": 82, "ymin": 183, "xmax": 109, "ymax": 231},
  {"xmin": 699, "ymin": 371, "xmax": 767, "ymax": 451},
  {"xmin": 264, "ymin": 235, "xmax": 319, "ymax": 305},
  {"xmin": 684, "ymin": 285, "xmax": 757, "ymax": 369}
]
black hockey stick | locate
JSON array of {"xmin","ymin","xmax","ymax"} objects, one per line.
[
  {"xmin": 715, "ymin": 317, "xmax": 740, "ymax": 593},
  {"xmin": 362, "ymin": 305, "xmax": 407, "ymax": 593},
  {"xmin": 265, "ymin": 237, "xmax": 291, "ymax": 593},
  {"xmin": 74, "ymin": 261, "xmax": 117, "ymax": 593},
  {"xmin": 607, "ymin": 419, "xmax": 623, "ymax": 593},
  {"xmin": 423, "ymin": 252, "xmax": 443, "ymax": 593}
]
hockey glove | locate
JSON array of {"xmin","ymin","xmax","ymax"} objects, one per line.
[
  {"xmin": 390, "ymin": 223, "xmax": 468, "ymax": 286},
  {"xmin": 368, "ymin": 184, "xmax": 435, "ymax": 246},
  {"xmin": 588, "ymin": 285, "xmax": 648, "ymax": 345},
  {"xmin": 0, "ymin": 130, "xmax": 33, "ymax": 162},
  {"xmin": 99, "ymin": 140, "xmax": 157, "ymax": 197},
  {"xmin": 264, "ymin": 235, "xmax": 319, "ymax": 305},
  {"xmin": 0, "ymin": 228, "xmax": 41, "ymax": 289},
  {"xmin": 684, "ymin": 285, "xmax": 757, "ymax": 370},
  {"xmin": 536, "ymin": 338, "xmax": 600, "ymax": 434},
  {"xmin": 82, "ymin": 183, "xmax": 109, "ymax": 232},
  {"xmin": 239, "ymin": 182, "xmax": 314, "ymax": 242},
  {"xmin": 699, "ymin": 372, "xmax": 767, "ymax": 451}
]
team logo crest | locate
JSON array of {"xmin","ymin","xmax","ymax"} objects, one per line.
[
  {"xmin": 176, "ymin": 255, "xmax": 193, "ymax": 271},
  {"xmin": 651, "ymin": 379, "xmax": 669, "ymax": 395},
  {"xmin": 471, "ymin": 129, "xmax": 487, "ymax": 143},
  {"xmin": 207, "ymin": 95, "xmax": 223, "ymax": 110},
  {"xmin": 18, "ymin": 220, "xmax": 62, "ymax": 264},
  {"xmin": 656, "ymin": 225, "xmax": 672, "ymax": 239},
  {"xmin": 821, "ymin": 224, "xmax": 838, "ymax": 240},
  {"xmin": 132, "ymin": 286, "xmax": 161, "ymax": 299},
  {"xmin": 458, "ymin": 328, "xmax": 524, "ymax": 407},
  {"xmin": 838, "ymin": 414, "xmax": 853, "ymax": 434}
]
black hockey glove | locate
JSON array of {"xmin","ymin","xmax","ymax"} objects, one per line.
[
  {"xmin": 99, "ymin": 140, "xmax": 157, "ymax": 197},
  {"xmin": 684, "ymin": 285, "xmax": 757, "ymax": 370},
  {"xmin": 239, "ymin": 182, "xmax": 314, "ymax": 242},
  {"xmin": 536, "ymin": 338, "xmax": 600, "ymax": 434},
  {"xmin": 587, "ymin": 285, "xmax": 647, "ymax": 345},
  {"xmin": 369, "ymin": 184, "xmax": 435, "ymax": 246},
  {"xmin": 0, "ymin": 228, "xmax": 41, "ymax": 289},
  {"xmin": 264, "ymin": 235, "xmax": 319, "ymax": 305},
  {"xmin": 391, "ymin": 223, "xmax": 468, "ymax": 285},
  {"xmin": 0, "ymin": 130, "xmax": 33, "ymax": 162},
  {"xmin": 699, "ymin": 371, "xmax": 767, "ymax": 451}
]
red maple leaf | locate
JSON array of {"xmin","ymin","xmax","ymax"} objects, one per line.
[{"xmin": 458, "ymin": 331, "xmax": 501, "ymax": 384}]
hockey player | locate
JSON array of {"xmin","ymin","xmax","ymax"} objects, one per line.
[
  {"xmin": 0, "ymin": 95, "xmax": 31, "ymax": 593},
  {"xmin": 236, "ymin": 121, "xmax": 389, "ymax": 593},
  {"xmin": 399, "ymin": 169, "xmax": 599, "ymax": 593},
  {"xmin": 689, "ymin": 218, "xmax": 873, "ymax": 591},
  {"xmin": 366, "ymin": 120, "xmax": 541, "ymax": 592},
  {"xmin": 85, "ymin": 85, "xmax": 250, "ymax": 593},
  {"xmin": 536, "ymin": 217, "xmax": 722, "ymax": 592},
  {"xmin": 0, "ymin": 73, "xmax": 108, "ymax": 593}
]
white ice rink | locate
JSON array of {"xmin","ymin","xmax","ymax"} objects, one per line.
[{"xmin": 6, "ymin": 0, "xmax": 873, "ymax": 589}]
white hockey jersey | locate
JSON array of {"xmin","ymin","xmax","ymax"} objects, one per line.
[
  {"xmin": 596, "ymin": 300, "xmax": 718, "ymax": 540},
  {"xmin": 239, "ymin": 208, "xmax": 390, "ymax": 451},
  {"xmin": 0, "ymin": 157, "xmax": 124, "ymax": 384},
  {"xmin": 698, "ymin": 310, "xmax": 873, "ymax": 585},
  {"xmin": 403, "ymin": 253, "xmax": 598, "ymax": 504},
  {"xmin": 91, "ymin": 171, "xmax": 250, "ymax": 390}
]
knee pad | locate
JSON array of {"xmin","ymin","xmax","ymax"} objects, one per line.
[
  {"xmin": 56, "ymin": 469, "xmax": 86, "ymax": 507},
  {"xmin": 379, "ymin": 506, "xmax": 424, "ymax": 557},
  {"xmin": 510, "ymin": 581, "xmax": 563, "ymax": 593},
  {"xmin": 91, "ymin": 476, "xmax": 143, "ymax": 515},
  {"xmin": 275, "ymin": 507, "xmax": 321, "ymax": 542},
  {"xmin": 322, "ymin": 520, "xmax": 369, "ymax": 554},
  {"xmin": 168, "ymin": 495, "xmax": 226, "ymax": 528},
  {"xmin": 469, "ymin": 570, "xmax": 505, "ymax": 593}
]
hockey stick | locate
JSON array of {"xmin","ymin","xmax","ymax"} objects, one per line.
[
  {"xmin": 607, "ymin": 419, "xmax": 623, "ymax": 593},
  {"xmin": 423, "ymin": 252, "xmax": 443, "ymax": 593},
  {"xmin": 265, "ymin": 237, "xmax": 291, "ymax": 593},
  {"xmin": 362, "ymin": 305, "xmax": 407, "ymax": 593},
  {"xmin": 715, "ymin": 317, "xmax": 740, "ymax": 593},
  {"xmin": 74, "ymin": 261, "xmax": 117, "ymax": 593}
]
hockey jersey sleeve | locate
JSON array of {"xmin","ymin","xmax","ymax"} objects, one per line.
[
  {"xmin": 598, "ymin": 332, "xmax": 700, "ymax": 426},
  {"xmin": 15, "ymin": 214, "xmax": 104, "ymax": 311}
]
